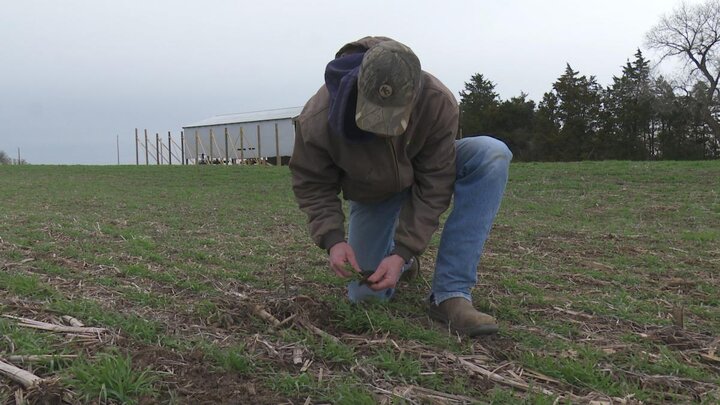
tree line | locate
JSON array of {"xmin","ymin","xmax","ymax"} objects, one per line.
[
  {"xmin": 0, "ymin": 150, "xmax": 12, "ymax": 164},
  {"xmin": 0, "ymin": 150, "xmax": 27, "ymax": 165},
  {"xmin": 460, "ymin": 0, "xmax": 720, "ymax": 161}
]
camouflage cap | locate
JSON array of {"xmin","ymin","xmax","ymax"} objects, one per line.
[{"xmin": 355, "ymin": 40, "xmax": 422, "ymax": 136}]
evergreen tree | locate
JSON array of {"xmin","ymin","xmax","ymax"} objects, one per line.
[
  {"xmin": 458, "ymin": 74, "xmax": 500, "ymax": 136},
  {"xmin": 458, "ymin": 74, "xmax": 538, "ymax": 159},
  {"xmin": 536, "ymin": 65, "xmax": 603, "ymax": 161},
  {"xmin": 493, "ymin": 94, "xmax": 537, "ymax": 160},
  {"xmin": 535, "ymin": 92, "xmax": 562, "ymax": 161},
  {"xmin": 604, "ymin": 50, "xmax": 655, "ymax": 159},
  {"xmin": 457, "ymin": 56, "xmax": 719, "ymax": 161}
]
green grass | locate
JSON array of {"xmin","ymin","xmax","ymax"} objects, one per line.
[
  {"xmin": 312, "ymin": 336, "xmax": 356, "ymax": 365},
  {"xmin": 323, "ymin": 382, "xmax": 376, "ymax": 405},
  {"xmin": 0, "ymin": 271, "xmax": 57, "ymax": 298},
  {"xmin": 370, "ymin": 348, "xmax": 422, "ymax": 381},
  {"xmin": 201, "ymin": 342, "xmax": 255, "ymax": 374},
  {"xmin": 0, "ymin": 162, "xmax": 718, "ymax": 403},
  {"xmin": 267, "ymin": 372, "xmax": 376, "ymax": 404},
  {"xmin": 328, "ymin": 297, "xmax": 461, "ymax": 349},
  {"xmin": 66, "ymin": 351, "xmax": 159, "ymax": 404},
  {"xmin": 268, "ymin": 372, "xmax": 318, "ymax": 396}
]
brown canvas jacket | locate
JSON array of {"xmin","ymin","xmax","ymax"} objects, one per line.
[{"xmin": 289, "ymin": 37, "xmax": 458, "ymax": 262}]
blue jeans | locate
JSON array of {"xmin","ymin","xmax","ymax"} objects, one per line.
[{"xmin": 346, "ymin": 136, "xmax": 512, "ymax": 304}]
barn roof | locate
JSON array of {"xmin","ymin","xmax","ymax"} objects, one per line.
[{"xmin": 183, "ymin": 106, "xmax": 304, "ymax": 129}]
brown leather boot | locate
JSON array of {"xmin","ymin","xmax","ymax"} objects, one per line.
[
  {"xmin": 428, "ymin": 297, "xmax": 498, "ymax": 336},
  {"xmin": 399, "ymin": 256, "xmax": 420, "ymax": 282}
]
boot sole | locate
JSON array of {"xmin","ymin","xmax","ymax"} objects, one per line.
[
  {"xmin": 427, "ymin": 308, "xmax": 499, "ymax": 336},
  {"xmin": 456, "ymin": 324, "xmax": 499, "ymax": 336}
]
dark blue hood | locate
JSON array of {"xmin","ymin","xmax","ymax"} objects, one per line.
[{"xmin": 324, "ymin": 53, "xmax": 375, "ymax": 142}]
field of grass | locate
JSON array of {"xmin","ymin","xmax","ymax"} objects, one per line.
[{"xmin": 0, "ymin": 161, "xmax": 718, "ymax": 404}]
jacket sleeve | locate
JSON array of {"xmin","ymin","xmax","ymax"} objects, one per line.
[
  {"xmin": 289, "ymin": 122, "xmax": 346, "ymax": 251},
  {"xmin": 392, "ymin": 92, "xmax": 458, "ymax": 261}
]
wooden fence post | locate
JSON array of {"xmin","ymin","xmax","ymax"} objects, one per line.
[
  {"xmin": 167, "ymin": 131, "xmax": 172, "ymax": 165},
  {"xmin": 224, "ymin": 127, "xmax": 229, "ymax": 164},
  {"xmin": 135, "ymin": 128, "xmax": 139, "ymax": 165},
  {"xmin": 275, "ymin": 123, "xmax": 280, "ymax": 166},
  {"xmin": 195, "ymin": 130, "xmax": 199, "ymax": 164},
  {"xmin": 210, "ymin": 129, "xmax": 215, "ymax": 162},
  {"xmin": 257, "ymin": 124, "xmax": 262, "ymax": 164},
  {"xmin": 144, "ymin": 129, "xmax": 149, "ymax": 165},
  {"xmin": 156, "ymin": 133, "xmax": 160, "ymax": 165},
  {"xmin": 239, "ymin": 127, "xmax": 245, "ymax": 164},
  {"xmin": 181, "ymin": 131, "xmax": 185, "ymax": 165}
]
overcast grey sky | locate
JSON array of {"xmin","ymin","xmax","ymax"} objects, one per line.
[{"xmin": 0, "ymin": 0, "xmax": 700, "ymax": 164}]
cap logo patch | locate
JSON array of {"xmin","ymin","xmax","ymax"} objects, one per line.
[{"xmin": 378, "ymin": 84, "xmax": 393, "ymax": 98}]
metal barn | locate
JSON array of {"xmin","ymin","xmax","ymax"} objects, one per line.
[{"xmin": 182, "ymin": 106, "xmax": 303, "ymax": 165}]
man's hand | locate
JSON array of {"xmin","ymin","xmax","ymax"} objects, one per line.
[
  {"xmin": 328, "ymin": 242, "xmax": 361, "ymax": 278},
  {"xmin": 366, "ymin": 254, "xmax": 405, "ymax": 291}
]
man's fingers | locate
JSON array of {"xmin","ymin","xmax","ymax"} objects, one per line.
[
  {"xmin": 329, "ymin": 257, "xmax": 351, "ymax": 278},
  {"xmin": 366, "ymin": 267, "xmax": 385, "ymax": 284},
  {"xmin": 367, "ymin": 260, "xmax": 400, "ymax": 290},
  {"xmin": 333, "ymin": 267, "xmax": 350, "ymax": 278},
  {"xmin": 369, "ymin": 275, "xmax": 394, "ymax": 291},
  {"xmin": 347, "ymin": 254, "xmax": 361, "ymax": 273},
  {"xmin": 343, "ymin": 245, "xmax": 361, "ymax": 273},
  {"xmin": 334, "ymin": 268, "xmax": 351, "ymax": 278},
  {"xmin": 328, "ymin": 243, "xmax": 360, "ymax": 278},
  {"xmin": 331, "ymin": 262, "xmax": 351, "ymax": 278}
]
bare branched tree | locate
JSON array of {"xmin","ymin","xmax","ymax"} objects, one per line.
[
  {"xmin": 0, "ymin": 150, "xmax": 11, "ymax": 165},
  {"xmin": 646, "ymin": 0, "xmax": 720, "ymax": 139}
]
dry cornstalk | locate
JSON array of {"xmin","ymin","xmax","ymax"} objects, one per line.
[
  {"xmin": 373, "ymin": 385, "xmax": 421, "ymax": 405},
  {"xmin": 271, "ymin": 313, "xmax": 297, "ymax": 330},
  {"xmin": 1, "ymin": 258, "xmax": 34, "ymax": 269},
  {"xmin": 300, "ymin": 359, "xmax": 312, "ymax": 373},
  {"xmin": 61, "ymin": 315, "xmax": 85, "ymax": 327},
  {"xmin": 700, "ymin": 353, "xmax": 720, "ymax": 364},
  {"xmin": 395, "ymin": 385, "xmax": 481, "ymax": 404},
  {"xmin": 227, "ymin": 291, "xmax": 282, "ymax": 327},
  {"xmin": 4, "ymin": 355, "xmax": 78, "ymax": 363},
  {"xmin": 249, "ymin": 303, "xmax": 281, "ymax": 327},
  {"xmin": 519, "ymin": 368, "xmax": 562, "ymax": 385},
  {"xmin": 258, "ymin": 339, "xmax": 280, "ymax": 358},
  {"xmin": 293, "ymin": 348, "xmax": 303, "ymax": 365},
  {"xmin": 2, "ymin": 315, "xmax": 106, "ymax": 334},
  {"xmin": 297, "ymin": 318, "xmax": 340, "ymax": 344},
  {"xmin": 449, "ymin": 354, "xmax": 555, "ymax": 396},
  {"xmin": 587, "ymin": 393, "xmax": 639, "ymax": 405},
  {"xmin": 0, "ymin": 359, "xmax": 43, "ymax": 389},
  {"xmin": 552, "ymin": 306, "xmax": 594, "ymax": 319}
]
